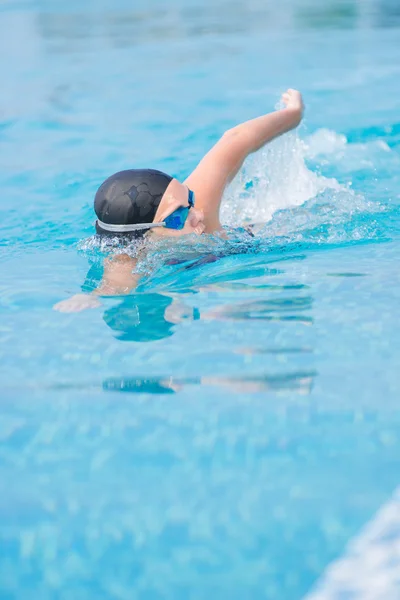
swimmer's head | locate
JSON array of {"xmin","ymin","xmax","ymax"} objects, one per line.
[{"xmin": 94, "ymin": 169, "xmax": 204, "ymax": 239}]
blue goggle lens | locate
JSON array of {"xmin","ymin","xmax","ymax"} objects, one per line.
[
  {"xmin": 163, "ymin": 189, "xmax": 195, "ymax": 230},
  {"xmin": 164, "ymin": 206, "xmax": 190, "ymax": 230},
  {"xmin": 188, "ymin": 189, "xmax": 195, "ymax": 208}
]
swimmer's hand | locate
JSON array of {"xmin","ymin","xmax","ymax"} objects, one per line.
[
  {"xmin": 53, "ymin": 294, "xmax": 101, "ymax": 313},
  {"xmin": 281, "ymin": 89, "xmax": 304, "ymax": 121}
]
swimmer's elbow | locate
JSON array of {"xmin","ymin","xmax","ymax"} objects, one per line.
[
  {"xmin": 220, "ymin": 127, "xmax": 253, "ymax": 151},
  {"xmin": 221, "ymin": 127, "xmax": 243, "ymax": 140}
]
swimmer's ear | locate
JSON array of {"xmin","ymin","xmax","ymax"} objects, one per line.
[{"xmin": 189, "ymin": 208, "xmax": 204, "ymax": 228}]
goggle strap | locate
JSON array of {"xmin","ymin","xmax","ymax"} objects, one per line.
[
  {"xmin": 96, "ymin": 189, "xmax": 194, "ymax": 233},
  {"xmin": 96, "ymin": 220, "xmax": 166, "ymax": 233}
]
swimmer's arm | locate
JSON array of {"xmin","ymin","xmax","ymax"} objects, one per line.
[
  {"xmin": 185, "ymin": 89, "xmax": 304, "ymax": 232},
  {"xmin": 53, "ymin": 255, "xmax": 140, "ymax": 313},
  {"xmin": 94, "ymin": 254, "xmax": 140, "ymax": 296}
]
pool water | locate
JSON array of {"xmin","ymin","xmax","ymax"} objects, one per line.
[{"xmin": 1, "ymin": 0, "xmax": 400, "ymax": 598}]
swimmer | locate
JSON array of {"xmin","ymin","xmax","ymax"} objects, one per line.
[{"xmin": 54, "ymin": 89, "xmax": 304, "ymax": 313}]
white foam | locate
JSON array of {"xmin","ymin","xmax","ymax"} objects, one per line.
[
  {"xmin": 304, "ymin": 487, "xmax": 400, "ymax": 600},
  {"xmin": 220, "ymin": 129, "xmax": 342, "ymax": 226},
  {"xmin": 304, "ymin": 128, "xmax": 394, "ymax": 170},
  {"xmin": 304, "ymin": 129, "xmax": 348, "ymax": 159}
]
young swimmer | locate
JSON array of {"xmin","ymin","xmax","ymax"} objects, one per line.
[{"xmin": 54, "ymin": 89, "xmax": 304, "ymax": 313}]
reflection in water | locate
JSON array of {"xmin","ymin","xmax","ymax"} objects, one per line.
[
  {"xmin": 296, "ymin": 1, "xmax": 357, "ymax": 29},
  {"xmin": 103, "ymin": 372, "xmax": 316, "ymax": 395},
  {"xmin": 326, "ymin": 272, "xmax": 366, "ymax": 277},
  {"xmin": 207, "ymin": 297, "xmax": 314, "ymax": 324},
  {"xmin": 35, "ymin": 1, "xmax": 400, "ymax": 54},
  {"xmin": 376, "ymin": 0, "xmax": 400, "ymax": 27},
  {"xmin": 102, "ymin": 290, "xmax": 313, "ymax": 342},
  {"xmin": 103, "ymin": 294, "xmax": 176, "ymax": 343},
  {"xmin": 2, "ymin": 369, "xmax": 316, "ymax": 395},
  {"xmin": 205, "ymin": 282, "xmax": 309, "ymax": 292},
  {"xmin": 86, "ymin": 248, "xmax": 317, "ymax": 388},
  {"xmin": 103, "ymin": 293, "xmax": 203, "ymax": 342},
  {"xmin": 101, "ymin": 263, "xmax": 317, "ymax": 394},
  {"xmin": 235, "ymin": 346, "xmax": 313, "ymax": 355}
]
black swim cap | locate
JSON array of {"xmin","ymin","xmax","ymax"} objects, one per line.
[{"xmin": 94, "ymin": 169, "xmax": 173, "ymax": 236}]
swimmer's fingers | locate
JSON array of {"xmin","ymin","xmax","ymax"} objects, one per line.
[
  {"xmin": 281, "ymin": 92, "xmax": 292, "ymax": 109},
  {"xmin": 53, "ymin": 294, "xmax": 101, "ymax": 313},
  {"xmin": 53, "ymin": 300, "xmax": 80, "ymax": 312},
  {"xmin": 281, "ymin": 89, "xmax": 304, "ymax": 114}
]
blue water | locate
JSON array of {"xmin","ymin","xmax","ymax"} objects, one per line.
[{"xmin": 1, "ymin": 1, "xmax": 400, "ymax": 598}]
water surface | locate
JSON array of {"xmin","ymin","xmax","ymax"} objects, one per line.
[{"xmin": 1, "ymin": 0, "xmax": 400, "ymax": 598}]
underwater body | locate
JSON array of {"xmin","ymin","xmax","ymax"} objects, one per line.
[{"xmin": 1, "ymin": 0, "xmax": 400, "ymax": 597}]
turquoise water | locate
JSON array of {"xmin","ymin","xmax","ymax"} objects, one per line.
[{"xmin": 1, "ymin": 0, "xmax": 400, "ymax": 598}]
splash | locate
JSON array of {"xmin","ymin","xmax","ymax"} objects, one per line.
[
  {"xmin": 220, "ymin": 128, "xmax": 342, "ymax": 226},
  {"xmin": 219, "ymin": 127, "xmax": 389, "ymax": 247},
  {"xmin": 305, "ymin": 127, "xmax": 396, "ymax": 176},
  {"xmin": 79, "ymin": 127, "xmax": 391, "ymax": 284},
  {"xmin": 304, "ymin": 128, "xmax": 348, "ymax": 158}
]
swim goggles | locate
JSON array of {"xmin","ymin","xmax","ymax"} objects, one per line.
[{"xmin": 97, "ymin": 189, "xmax": 195, "ymax": 233}]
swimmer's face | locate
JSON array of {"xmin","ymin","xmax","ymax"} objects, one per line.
[{"xmin": 150, "ymin": 179, "xmax": 205, "ymax": 237}]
